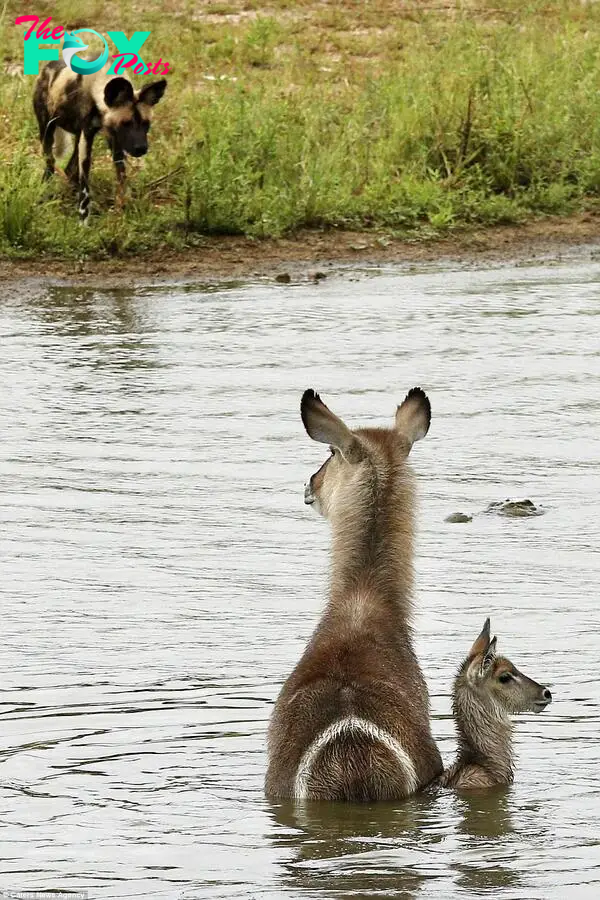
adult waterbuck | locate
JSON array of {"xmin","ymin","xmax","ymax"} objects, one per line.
[
  {"xmin": 440, "ymin": 618, "xmax": 552, "ymax": 790},
  {"xmin": 265, "ymin": 387, "xmax": 443, "ymax": 801}
]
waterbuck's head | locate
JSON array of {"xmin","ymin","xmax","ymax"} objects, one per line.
[
  {"xmin": 300, "ymin": 387, "xmax": 431, "ymax": 520},
  {"xmin": 456, "ymin": 618, "xmax": 552, "ymax": 717},
  {"xmin": 103, "ymin": 77, "xmax": 167, "ymax": 157}
]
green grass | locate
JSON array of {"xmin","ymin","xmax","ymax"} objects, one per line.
[{"xmin": 2, "ymin": 0, "xmax": 600, "ymax": 258}]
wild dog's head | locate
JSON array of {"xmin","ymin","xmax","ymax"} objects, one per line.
[
  {"xmin": 300, "ymin": 387, "xmax": 431, "ymax": 521},
  {"xmin": 103, "ymin": 77, "xmax": 167, "ymax": 157}
]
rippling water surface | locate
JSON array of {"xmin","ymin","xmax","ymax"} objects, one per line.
[{"xmin": 1, "ymin": 260, "xmax": 599, "ymax": 899}]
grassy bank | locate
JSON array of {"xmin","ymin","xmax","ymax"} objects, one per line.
[{"xmin": 1, "ymin": 0, "xmax": 600, "ymax": 259}]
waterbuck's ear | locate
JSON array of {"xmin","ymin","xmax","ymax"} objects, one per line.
[
  {"xmin": 468, "ymin": 617, "xmax": 491, "ymax": 659},
  {"xmin": 465, "ymin": 620, "xmax": 497, "ymax": 681},
  {"xmin": 138, "ymin": 79, "xmax": 167, "ymax": 106},
  {"xmin": 104, "ymin": 77, "xmax": 135, "ymax": 108},
  {"xmin": 395, "ymin": 387, "xmax": 431, "ymax": 451},
  {"xmin": 301, "ymin": 390, "xmax": 365, "ymax": 462},
  {"xmin": 479, "ymin": 635, "xmax": 498, "ymax": 676}
]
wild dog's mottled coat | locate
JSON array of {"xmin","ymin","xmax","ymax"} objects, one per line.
[
  {"xmin": 440, "ymin": 619, "xmax": 552, "ymax": 790},
  {"xmin": 33, "ymin": 60, "xmax": 166, "ymax": 221},
  {"xmin": 265, "ymin": 388, "xmax": 443, "ymax": 801}
]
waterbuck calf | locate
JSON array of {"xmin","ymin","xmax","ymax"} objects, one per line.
[
  {"xmin": 440, "ymin": 619, "xmax": 552, "ymax": 790},
  {"xmin": 266, "ymin": 387, "xmax": 443, "ymax": 801},
  {"xmin": 33, "ymin": 60, "xmax": 166, "ymax": 222}
]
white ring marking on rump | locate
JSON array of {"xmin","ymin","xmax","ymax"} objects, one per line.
[{"xmin": 293, "ymin": 715, "xmax": 418, "ymax": 798}]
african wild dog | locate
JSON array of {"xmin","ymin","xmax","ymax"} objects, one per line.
[
  {"xmin": 33, "ymin": 60, "xmax": 166, "ymax": 223},
  {"xmin": 265, "ymin": 388, "xmax": 443, "ymax": 801},
  {"xmin": 439, "ymin": 618, "xmax": 552, "ymax": 790}
]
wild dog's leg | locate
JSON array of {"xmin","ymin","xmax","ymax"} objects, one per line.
[
  {"xmin": 41, "ymin": 118, "xmax": 57, "ymax": 181},
  {"xmin": 109, "ymin": 137, "xmax": 126, "ymax": 211},
  {"xmin": 77, "ymin": 127, "xmax": 99, "ymax": 224},
  {"xmin": 33, "ymin": 70, "xmax": 56, "ymax": 181},
  {"xmin": 65, "ymin": 131, "xmax": 81, "ymax": 185}
]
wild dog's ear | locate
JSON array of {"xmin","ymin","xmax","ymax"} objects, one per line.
[
  {"xmin": 395, "ymin": 387, "xmax": 431, "ymax": 451},
  {"xmin": 138, "ymin": 79, "xmax": 167, "ymax": 106},
  {"xmin": 105, "ymin": 78, "xmax": 135, "ymax": 108},
  {"xmin": 301, "ymin": 390, "xmax": 365, "ymax": 463}
]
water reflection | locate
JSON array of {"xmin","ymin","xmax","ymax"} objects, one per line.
[
  {"xmin": 268, "ymin": 788, "xmax": 520, "ymax": 897},
  {"xmin": 270, "ymin": 798, "xmax": 429, "ymax": 896},
  {"xmin": 34, "ymin": 286, "xmax": 150, "ymax": 336},
  {"xmin": 455, "ymin": 786, "xmax": 515, "ymax": 838},
  {"xmin": 23, "ymin": 286, "xmax": 163, "ymax": 374},
  {"xmin": 453, "ymin": 789, "xmax": 522, "ymax": 894}
]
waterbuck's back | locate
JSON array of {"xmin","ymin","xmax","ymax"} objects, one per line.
[{"xmin": 265, "ymin": 613, "xmax": 443, "ymax": 801}]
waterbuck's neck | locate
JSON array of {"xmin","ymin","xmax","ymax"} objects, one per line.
[
  {"xmin": 453, "ymin": 691, "xmax": 514, "ymax": 784},
  {"xmin": 327, "ymin": 462, "xmax": 415, "ymax": 618}
]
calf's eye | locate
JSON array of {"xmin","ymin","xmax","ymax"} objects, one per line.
[{"xmin": 498, "ymin": 673, "xmax": 513, "ymax": 684}]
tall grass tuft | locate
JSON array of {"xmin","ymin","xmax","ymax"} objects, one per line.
[{"xmin": 0, "ymin": 154, "xmax": 47, "ymax": 249}]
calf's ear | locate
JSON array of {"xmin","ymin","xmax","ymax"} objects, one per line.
[{"xmin": 468, "ymin": 618, "xmax": 492, "ymax": 660}]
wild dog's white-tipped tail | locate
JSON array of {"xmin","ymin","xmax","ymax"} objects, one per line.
[{"xmin": 53, "ymin": 127, "xmax": 72, "ymax": 158}]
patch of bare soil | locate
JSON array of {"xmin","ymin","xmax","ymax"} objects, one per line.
[{"xmin": 1, "ymin": 215, "xmax": 599, "ymax": 287}]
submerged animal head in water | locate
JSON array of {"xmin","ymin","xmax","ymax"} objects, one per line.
[
  {"xmin": 300, "ymin": 387, "xmax": 431, "ymax": 520},
  {"xmin": 457, "ymin": 618, "xmax": 552, "ymax": 716}
]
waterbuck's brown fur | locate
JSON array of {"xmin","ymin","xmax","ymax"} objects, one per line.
[
  {"xmin": 33, "ymin": 60, "xmax": 166, "ymax": 222},
  {"xmin": 440, "ymin": 619, "xmax": 552, "ymax": 790},
  {"xmin": 265, "ymin": 387, "xmax": 443, "ymax": 801}
]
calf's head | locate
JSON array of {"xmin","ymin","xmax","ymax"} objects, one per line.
[
  {"xmin": 103, "ymin": 77, "xmax": 167, "ymax": 157},
  {"xmin": 457, "ymin": 618, "xmax": 552, "ymax": 717}
]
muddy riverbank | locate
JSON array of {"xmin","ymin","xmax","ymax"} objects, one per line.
[{"xmin": 2, "ymin": 214, "xmax": 600, "ymax": 287}]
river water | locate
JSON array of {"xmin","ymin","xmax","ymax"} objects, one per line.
[{"xmin": 1, "ymin": 258, "xmax": 599, "ymax": 899}]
